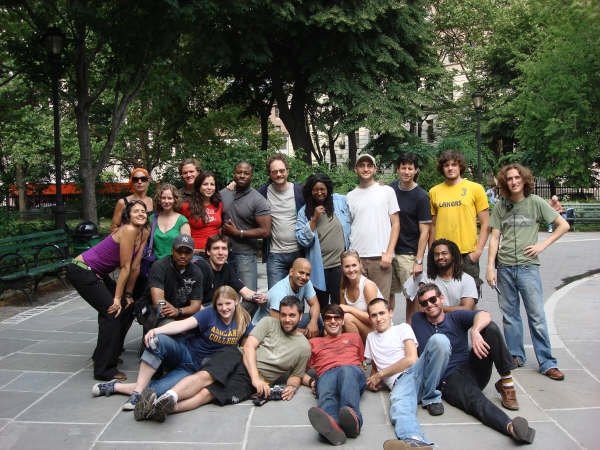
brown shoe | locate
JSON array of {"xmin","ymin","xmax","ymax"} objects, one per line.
[
  {"xmin": 544, "ymin": 367, "xmax": 565, "ymax": 381},
  {"xmin": 495, "ymin": 379, "xmax": 519, "ymax": 410}
]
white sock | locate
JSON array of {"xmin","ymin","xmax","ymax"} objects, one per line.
[{"xmin": 165, "ymin": 389, "xmax": 178, "ymax": 403}]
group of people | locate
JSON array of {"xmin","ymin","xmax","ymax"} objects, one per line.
[{"xmin": 64, "ymin": 150, "xmax": 569, "ymax": 449}]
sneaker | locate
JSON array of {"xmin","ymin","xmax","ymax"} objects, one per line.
[
  {"xmin": 308, "ymin": 406, "xmax": 346, "ymax": 445},
  {"xmin": 134, "ymin": 388, "xmax": 156, "ymax": 421},
  {"xmin": 383, "ymin": 438, "xmax": 433, "ymax": 449},
  {"xmin": 122, "ymin": 391, "xmax": 141, "ymax": 411},
  {"xmin": 92, "ymin": 379, "xmax": 117, "ymax": 397},
  {"xmin": 509, "ymin": 416, "xmax": 536, "ymax": 444},
  {"xmin": 150, "ymin": 393, "xmax": 176, "ymax": 423},
  {"xmin": 495, "ymin": 379, "xmax": 519, "ymax": 410},
  {"xmin": 512, "ymin": 356, "xmax": 525, "ymax": 368},
  {"xmin": 338, "ymin": 406, "xmax": 361, "ymax": 438},
  {"xmin": 424, "ymin": 402, "xmax": 444, "ymax": 416},
  {"xmin": 545, "ymin": 367, "xmax": 565, "ymax": 381}
]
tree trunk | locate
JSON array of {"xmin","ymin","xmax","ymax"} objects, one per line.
[
  {"xmin": 16, "ymin": 163, "xmax": 26, "ymax": 212},
  {"xmin": 347, "ymin": 131, "xmax": 358, "ymax": 168},
  {"xmin": 272, "ymin": 74, "xmax": 314, "ymax": 164},
  {"xmin": 260, "ymin": 108, "xmax": 269, "ymax": 152}
]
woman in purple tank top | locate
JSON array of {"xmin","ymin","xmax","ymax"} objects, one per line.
[{"xmin": 66, "ymin": 200, "xmax": 149, "ymax": 381}]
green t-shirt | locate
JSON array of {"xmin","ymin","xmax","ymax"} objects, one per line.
[
  {"xmin": 252, "ymin": 317, "xmax": 310, "ymax": 383},
  {"xmin": 490, "ymin": 194, "xmax": 557, "ymax": 266},
  {"xmin": 152, "ymin": 214, "xmax": 189, "ymax": 260}
]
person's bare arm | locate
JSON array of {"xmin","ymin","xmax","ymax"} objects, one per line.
[
  {"xmin": 470, "ymin": 310, "xmax": 492, "ymax": 359},
  {"xmin": 303, "ymin": 296, "xmax": 320, "ymax": 338},
  {"xmin": 413, "ymin": 222, "xmax": 430, "ymax": 276},
  {"xmin": 469, "ymin": 209, "xmax": 490, "ymax": 263},
  {"xmin": 486, "ymin": 228, "xmax": 501, "ymax": 287},
  {"xmin": 525, "ymin": 215, "xmax": 569, "ymax": 257},
  {"xmin": 429, "ymin": 215, "xmax": 437, "ymax": 247},
  {"xmin": 381, "ymin": 212, "xmax": 400, "ymax": 269},
  {"xmin": 243, "ymin": 336, "xmax": 270, "ymax": 397},
  {"xmin": 110, "ymin": 198, "xmax": 126, "ymax": 232}
]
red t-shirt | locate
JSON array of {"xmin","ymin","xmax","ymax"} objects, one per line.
[
  {"xmin": 308, "ymin": 332, "xmax": 364, "ymax": 376},
  {"xmin": 180, "ymin": 201, "xmax": 223, "ymax": 251}
]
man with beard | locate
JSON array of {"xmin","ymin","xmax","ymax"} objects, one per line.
[
  {"xmin": 220, "ymin": 161, "xmax": 271, "ymax": 314},
  {"xmin": 133, "ymin": 295, "xmax": 311, "ymax": 422},
  {"xmin": 253, "ymin": 258, "xmax": 321, "ymax": 338},
  {"xmin": 410, "ymin": 282, "xmax": 534, "ymax": 445},
  {"xmin": 304, "ymin": 304, "xmax": 366, "ymax": 446}
]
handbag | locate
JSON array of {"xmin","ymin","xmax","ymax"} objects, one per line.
[{"xmin": 140, "ymin": 215, "xmax": 158, "ymax": 277}]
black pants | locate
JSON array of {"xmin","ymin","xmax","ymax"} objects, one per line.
[
  {"xmin": 315, "ymin": 265, "xmax": 342, "ymax": 312},
  {"xmin": 66, "ymin": 264, "xmax": 133, "ymax": 379},
  {"xmin": 440, "ymin": 322, "xmax": 516, "ymax": 436}
]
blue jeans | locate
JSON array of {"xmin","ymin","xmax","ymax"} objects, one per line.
[
  {"xmin": 497, "ymin": 265, "xmax": 557, "ymax": 373},
  {"xmin": 388, "ymin": 334, "xmax": 449, "ymax": 442},
  {"xmin": 267, "ymin": 251, "xmax": 301, "ymax": 289},
  {"xmin": 229, "ymin": 252, "xmax": 258, "ymax": 291},
  {"xmin": 141, "ymin": 334, "xmax": 202, "ymax": 396},
  {"xmin": 316, "ymin": 365, "xmax": 365, "ymax": 424}
]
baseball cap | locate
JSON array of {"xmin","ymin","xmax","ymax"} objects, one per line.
[
  {"xmin": 355, "ymin": 153, "xmax": 376, "ymax": 166},
  {"xmin": 172, "ymin": 234, "xmax": 195, "ymax": 251}
]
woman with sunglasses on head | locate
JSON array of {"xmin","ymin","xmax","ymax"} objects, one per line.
[
  {"xmin": 67, "ymin": 200, "xmax": 149, "ymax": 381},
  {"xmin": 296, "ymin": 173, "xmax": 351, "ymax": 311},
  {"xmin": 180, "ymin": 171, "xmax": 223, "ymax": 257},
  {"xmin": 151, "ymin": 184, "xmax": 191, "ymax": 260},
  {"xmin": 91, "ymin": 285, "xmax": 253, "ymax": 414},
  {"xmin": 111, "ymin": 168, "xmax": 154, "ymax": 232},
  {"xmin": 339, "ymin": 250, "xmax": 383, "ymax": 342}
]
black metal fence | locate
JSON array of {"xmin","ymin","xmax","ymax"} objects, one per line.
[{"xmin": 533, "ymin": 183, "xmax": 600, "ymax": 201}]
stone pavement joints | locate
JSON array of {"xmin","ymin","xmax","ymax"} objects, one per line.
[{"xmin": 0, "ymin": 233, "xmax": 599, "ymax": 449}]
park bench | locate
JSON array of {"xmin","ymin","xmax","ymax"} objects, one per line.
[
  {"xmin": 562, "ymin": 203, "xmax": 600, "ymax": 230},
  {"xmin": 0, "ymin": 229, "xmax": 71, "ymax": 303}
]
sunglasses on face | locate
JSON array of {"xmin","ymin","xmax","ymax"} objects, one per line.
[
  {"xmin": 418, "ymin": 296, "xmax": 438, "ymax": 308},
  {"xmin": 132, "ymin": 176, "xmax": 149, "ymax": 183},
  {"xmin": 323, "ymin": 314, "xmax": 342, "ymax": 322}
]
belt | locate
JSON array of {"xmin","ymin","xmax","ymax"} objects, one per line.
[{"xmin": 71, "ymin": 258, "xmax": 91, "ymax": 271}]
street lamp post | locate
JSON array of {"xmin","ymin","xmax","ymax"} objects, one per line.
[
  {"xmin": 471, "ymin": 92, "xmax": 484, "ymax": 183},
  {"xmin": 43, "ymin": 27, "xmax": 65, "ymax": 230}
]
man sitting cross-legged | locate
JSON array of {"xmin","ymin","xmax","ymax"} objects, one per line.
[
  {"xmin": 364, "ymin": 298, "xmax": 433, "ymax": 450},
  {"xmin": 410, "ymin": 282, "xmax": 535, "ymax": 445},
  {"xmin": 134, "ymin": 295, "xmax": 311, "ymax": 422},
  {"xmin": 303, "ymin": 304, "xmax": 366, "ymax": 446}
]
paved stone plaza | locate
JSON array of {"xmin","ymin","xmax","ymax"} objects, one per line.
[{"xmin": 0, "ymin": 232, "xmax": 599, "ymax": 449}]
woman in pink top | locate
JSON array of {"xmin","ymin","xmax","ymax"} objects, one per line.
[
  {"xmin": 180, "ymin": 171, "xmax": 223, "ymax": 256},
  {"xmin": 67, "ymin": 200, "xmax": 149, "ymax": 381}
]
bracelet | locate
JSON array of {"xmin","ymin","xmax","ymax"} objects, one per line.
[{"xmin": 178, "ymin": 308, "xmax": 183, "ymax": 317}]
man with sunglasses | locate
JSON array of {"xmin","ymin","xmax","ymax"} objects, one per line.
[
  {"xmin": 410, "ymin": 282, "xmax": 535, "ymax": 445},
  {"xmin": 303, "ymin": 304, "xmax": 366, "ymax": 446}
]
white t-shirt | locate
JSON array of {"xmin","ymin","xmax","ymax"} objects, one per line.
[
  {"xmin": 347, "ymin": 183, "xmax": 399, "ymax": 258},
  {"xmin": 364, "ymin": 323, "xmax": 418, "ymax": 389},
  {"xmin": 403, "ymin": 272, "xmax": 477, "ymax": 307}
]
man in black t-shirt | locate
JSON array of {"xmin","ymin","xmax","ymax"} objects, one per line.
[
  {"xmin": 146, "ymin": 235, "xmax": 205, "ymax": 325},
  {"xmin": 195, "ymin": 234, "xmax": 266, "ymax": 306}
]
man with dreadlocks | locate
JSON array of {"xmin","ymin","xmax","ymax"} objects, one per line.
[{"xmin": 425, "ymin": 239, "xmax": 477, "ymax": 312}]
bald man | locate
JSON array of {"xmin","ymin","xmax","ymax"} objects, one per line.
[{"xmin": 253, "ymin": 258, "xmax": 322, "ymax": 338}]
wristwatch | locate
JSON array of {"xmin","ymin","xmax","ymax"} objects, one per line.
[{"xmin": 415, "ymin": 259, "xmax": 423, "ymax": 265}]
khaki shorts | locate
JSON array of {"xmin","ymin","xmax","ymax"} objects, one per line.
[{"xmin": 390, "ymin": 254, "xmax": 416, "ymax": 296}]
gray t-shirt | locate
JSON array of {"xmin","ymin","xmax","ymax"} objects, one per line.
[
  {"xmin": 316, "ymin": 214, "xmax": 345, "ymax": 269},
  {"xmin": 490, "ymin": 194, "xmax": 558, "ymax": 266},
  {"xmin": 252, "ymin": 316, "xmax": 310, "ymax": 383},
  {"xmin": 220, "ymin": 187, "xmax": 270, "ymax": 254},
  {"xmin": 267, "ymin": 183, "xmax": 299, "ymax": 253}
]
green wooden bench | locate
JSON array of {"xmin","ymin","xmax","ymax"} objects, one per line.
[
  {"xmin": 562, "ymin": 203, "xmax": 600, "ymax": 230},
  {"xmin": 0, "ymin": 229, "xmax": 71, "ymax": 303}
]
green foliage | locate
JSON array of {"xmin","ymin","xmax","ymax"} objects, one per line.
[
  {"xmin": 0, "ymin": 212, "xmax": 54, "ymax": 238},
  {"xmin": 513, "ymin": 1, "xmax": 600, "ymax": 186}
]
